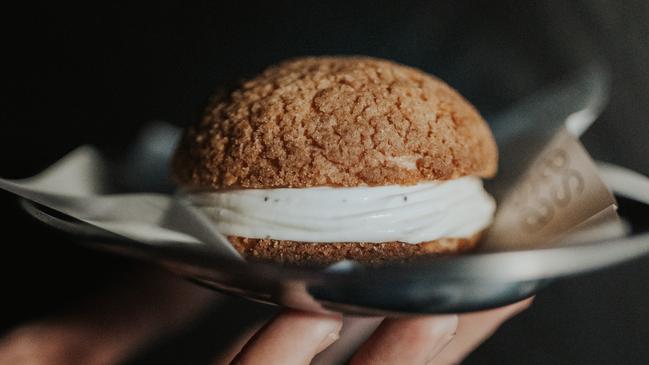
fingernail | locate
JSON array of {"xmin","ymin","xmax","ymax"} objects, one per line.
[
  {"xmin": 425, "ymin": 315, "xmax": 458, "ymax": 362},
  {"xmin": 315, "ymin": 330, "xmax": 341, "ymax": 354},
  {"xmin": 497, "ymin": 297, "xmax": 535, "ymax": 319},
  {"xmin": 311, "ymin": 313, "xmax": 343, "ymax": 354}
]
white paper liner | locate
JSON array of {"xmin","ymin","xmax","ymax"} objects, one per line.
[
  {"xmin": 483, "ymin": 128, "xmax": 620, "ymax": 249},
  {"xmin": 0, "ymin": 148, "xmax": 241, "ymax": 259},
  {"xmin": 1, "ymin": 127, "xmax": 639, "ymax": 263}
]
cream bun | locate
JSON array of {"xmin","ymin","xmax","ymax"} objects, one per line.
[{"xmin": 172, "ymin": 56, "xmax": 498, "ymax": 265}]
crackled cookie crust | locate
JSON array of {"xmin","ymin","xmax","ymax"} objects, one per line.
[{"xmin": 172, "ymin": 56, "xmax": 497, "ymax": 189}]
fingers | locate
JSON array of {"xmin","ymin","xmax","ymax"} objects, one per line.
[
  {"xmin": 349, "ymin": 315, "xmax": 458, "ymax": 365},
  {"xmin": 0, "ymin": 322, "xmax": 94, "ymax": 365},
  {"xmin": 432, "ymin": 297, "xmax": 534, "ymax": 364},
  {"xmin": 312, "ymin": 316, "xmax": 383, "ymax": 365},
  {"xmin": 211, "ymin": 321, "xmax": 266, "ymax": 365},
  {"xmin": 225, "ymin": 309, "xmax": 343, "ymax": 365},
  {"xmin": 0, "ymin": 268, "xmax": 216, "ymax": 365}
]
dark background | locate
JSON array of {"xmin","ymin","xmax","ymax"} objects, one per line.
[{"xmin": 1, "ymin": 1, "xmax": 648, "ymax": 364}]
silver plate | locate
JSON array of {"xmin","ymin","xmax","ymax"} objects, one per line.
[
  {"xmin": 21, "ymin": 198, "xmax": 649, "ymax": 315},
  {"xmin": 14, "ymin": 62, "xmax": 649, "ymax": 315}
]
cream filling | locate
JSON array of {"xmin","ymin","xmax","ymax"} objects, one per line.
[{"xmin": 184, "ymin": 176, "xmax": 496, "ymax": 244}]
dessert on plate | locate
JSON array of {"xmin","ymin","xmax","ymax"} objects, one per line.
[{"xmin": 172, "ymin": 56, "xmax": 497, "ymax": 265}]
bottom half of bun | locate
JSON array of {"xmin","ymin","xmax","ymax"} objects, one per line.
[{"xmin": 227, "ymin": 233, "xmax": 482, "ymax": 266}]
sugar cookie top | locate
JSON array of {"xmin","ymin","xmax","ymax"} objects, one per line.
[{"xmin": 172, "ymin": 56, "xmax": 497, "ymax": 189}]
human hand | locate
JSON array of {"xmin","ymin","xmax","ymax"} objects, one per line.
[
  {"xmin": 217, "ymin": 299, "xmax": 532, "ymax": 365},
  {"xmin": 0, "ymin": 268, "xmax": 532, "ymax": 365}
]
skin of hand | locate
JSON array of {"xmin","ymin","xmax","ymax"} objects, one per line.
[
  {"xmin": 219, "ymin": 299, "xmax": 533, "ymax": 365},
  {"xmin": 0, "ymin": 268, "xmax": 532, "ymax": 365}
]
